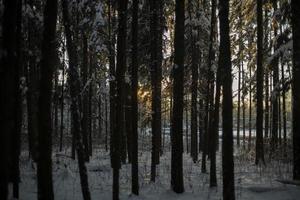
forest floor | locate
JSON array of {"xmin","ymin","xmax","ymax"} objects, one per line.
[{"xmin": 17, "ymin": 137, "xmax": 300, "ymax": 200}]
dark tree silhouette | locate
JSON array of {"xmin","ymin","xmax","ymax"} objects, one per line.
[
  {"xmin": 171, "ymin": 0, "xmax": 185, "ymax": 194},
  {"xmin": 131, "ymin": 0, "xmax": 139, "ymax": 195},
  {"xmin": 292, "ymin": 0, "xmax": 300, "ymax": 181},
  {"xmin": 218, "ymin": 0, "xmax": 235, "ymax": 199},
  {"xmin": 0, "ymin": 0, "xmax": 20, "ymax": 199},
  {"xmin": 271, "ymin": 0, "xmax": 279, "ymax": 154},
  {"xmin": 62, "ymin": 0, "xmax": 91, "ymax": 199},
  {"xmin": 189, "ymin": 0, "xmax": 199, "ymax": 164},
  {"xmin": 113, "ymin": 0, "xmax": 128, "ymax": 199},
  {"xmin": 37, "ymin": 0, "xmax": 58, "ymax": 199},
  {"xmin": 208, "ymin": 0, "xmax": 217, "ymax": 187},
  {"xmin": 150, "ymin": 0, "xmax": 162, "ymax": 182},
  {"xmin": 255, "ymin": 0, "xmax": 265, "ymax": 165}
]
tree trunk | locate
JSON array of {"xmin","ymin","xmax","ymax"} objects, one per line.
[
  {"xmin": 54, "ymin": 70, "xmax": 59, "ymax": 138},
  {"xmin": 36, "ymin": 0, "xmax": 58, "ymax": 199},
  {"xmin": 237, "ymin": 61, "xmax": 241, "ymax": 147},
  {"xmin": 113, "ymin": 0, "xmax": 128, "ymax": 198},
  {"xmin": 81, "ymin": 35, "xmax": 90, "ymax": 162},
  {"xmin": 88, "ymin": 53, "xmax": 94, "ymax": 157},
  {"xmin": 281, "ymin": 57, "xmax": 287, "ymax": 154},
  {"xmin": 255, "ymin": 0, "xmax": 265, "ymax": 165},
  {"xmin": 271, "ymin": 0, "xmax": 279, "ymax": 155},
  {"xmin": 131, "ymin": 0, "xmax": 139, "ymax": 194},
  {"xmin": 218, "ymin": 0, "xmax": 235, "ymax": 199},
  {"xmin": 98, "ymin": 85, "xmax": 102, "ymax": 142},
  {"xmin": 26, "ymin": 5, "xmax": 39, "ymax": 160},
  {"xmin": 190, "ymin": 0, "xmax": 199, "ymax": 162},
  {"xmin": 237, "ymin": 5, "xmax": 243, "ymax": 147},
  {"xmin": 185, "ymin": 95, "xmax": 189, "ymax": 153},
  {"xmin": 150, "ymin": 0, "xmax": 161, "ymax": 182},
  {"xmin": 207, "ymin": 0, "xmax": 217, "ymax": 187},
  {"xmin": 242, "ymin": 62, "xmax": 246, "ymax": 149},
  {"xmin": 278, "ymin": 93, "xmax": 282, "ymax": 145},
  {"xmin": 291, "ymin": 0, "xmax": 300, "ymax": 181},
  {"xmin": 265, "ymin": 70, "xmax": 269, "ymax": 139},
  {"xmin": 264, "ymin": 3, "xmax": 270, "ymax": 140},
  {"xmin": 108, "ymin": 0, "xmax": 116, "ymax": 167},
  {"xmin": 105, "ymin": 93, "xmax": 109, "ymax": 152},
  {"xmin": 125, "ymin": 82, "xmax": 132, "ymax": 163},
  {"xmin": 171, "ymin": 0, "xmax": 185, "ymax": 193},
  {"xmin": 60, "ymin": 63, "xmax": 65, "ymax": 152},
  {"xmin": 210, "ymin": 51, "xmax": 220, "ymax": 188},
  {"xmin": 248, "ymin": 61, "xmax": 252, "ymax": 150},
  {"xmin": 11, "ymin": 1, "xmax": 22, "ymax": 197},
  {"xmin": 62, "ymin": 1, "xmax": 91, "ymax": 199}
]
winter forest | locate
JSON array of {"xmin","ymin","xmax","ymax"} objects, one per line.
[{"xmin": 1, "ymin": 0, "xmax": 300, "ymax": 199}]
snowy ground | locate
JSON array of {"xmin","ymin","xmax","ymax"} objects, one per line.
[{"xmin": 18, "ymin": 136, "xmax": 300, "ymax": 200}]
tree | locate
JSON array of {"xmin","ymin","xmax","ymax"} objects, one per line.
[
  {"xmin": 189, "ymin": 0, "xmax": 198, "ymax": 164},
  {"xmin": 271, "ymin": 0, "xmax": 279, "ymax": 154},
  {"xmin": 264, "ymin": 5, "xmax": 270, "ymax": 140},
  {"xmin": 207, "ymin": 0, "xmax": 217, "ymax": 187},
  {"xmin": 113, "ymin": 0, "xmax": 128, "ymax": 198},
  {"xmin": 248, "ymin": 45, "xmax": 252, "ymax": 150},
  {"xmin": 236, "ymin": 4, "xmax": 243, "ymax": 147},
  {"xmin": 218, "ymin": 0, "xmax": 235, "ymax": 199},
  {"xmin": 61, "ymin": 0, "xmax": 91, "ymax": 199},
  {"xmin": 108, "ymin": 0, "xmax": 116, "ymax": 166},
  {"xmin": 131, "ymin": 0, "xmax": 139, "ymax": 194},
  {"xmin": 292, "ymin": 0, "xmax": 300, "ymax": 181},
  {"xmin": 25, "ymin": 0, "xmax": 40, "ymax": 160},
  {"xmin": 36, "ymin": 0, "xmax": 58, "ymax": 199},
  {"xmin": 0, "ymin": 0, "xmax": 20, "ymax": 199},
  {"xmin": 150, "ymin": 0, "xmax": 162, "ymax": 182},
  {"xmin": 255, "ymin": 0, "xmax": 265, "ymax": 165},
  {"xmin": 171, "ymin": 0, "xmax": 185, "ymax": 194},
  {"xmin": 11, "ymin": 0, "xmax": 22, "ymax": 197},
  {"xmin": 59, "ymin": 59, "xmax": 65, "ymax": 152},
  {"xmin": 81, "ymin": 35, "xmax": 91, "ymax": 161},
  {"xmin": 210, "ymin": 54, "xmax": 221, "ymax": 188}
]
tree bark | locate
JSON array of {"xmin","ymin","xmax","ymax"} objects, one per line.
[
  {"xmin": 291, "ymin": 0, "xmax": 300, "ymax": 181},
  {"xmin": 190, "ymin": 0, "xmax": 199, "ymax": 162},
  {"xmin": 255, "ymin": 0, "xmax": 265, "ymax": 165},
  {"xmin": 150, "ymin": 0, "xmax": 162, "ymax": 182},
  {"xmin": 271, "ymin": 0, "xmax": 279, "ymax": 154},
  {"xmin": 210, "ymin": 52, "xmax": 220, "ymax": 188},
  {"xmin": 60, "ymin": 63, "xmax": 65, "ymax": 152},
  {"xmin": 11, "ymin": 0, "xmax": 23, "ymax": 197},
  {"xmin": 242, "ymin": 62, "xmax": 246, "ymax": 149},
  {"xmin": 131, "ymin": 0, "xmax": 139, "ymax": 194},
  {"xmin": 171, "ymin": 0, "xmax": 185, "ymax": 193},
  {"xmin": 62, "ymin": 1, "xmax": 91, "ymax": 199},
  {"xmin": 113, "ymin": 0, "xmax": 128, "ymax": 198},
  {"xmin": 81, "ymin": 35, "xmax": 90, "ymax": 161},
  {"xmin": 36, "ymin": 0, "xmax": 58, "ymax": 199},
  {"xmin": 248, "ymin": 59, "xmax": 252, "ymax": 150},
  {"xmin": 218, "ymin": 0, "xmax": 236, "ymax": 199}
]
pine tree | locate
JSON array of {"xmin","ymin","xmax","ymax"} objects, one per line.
[
  {"xmin": 208, "ymin": 0, "xmax": 217, "ymax": 187},
  {"xmin": 131, "ymin": 0, "xmax": 139, "ymax": 194},
  {"xmin": 150, "ymin": 0, "xmax": 162, "ymax": 182},
  {"xmin": 189, "ymin": 0, "xmax": 198, "ymax": 164},
  {"xmin": 271, "ymin": 0, "xmax": 279, "ymax": 154},
  {"xmin": 219, "ymin": 0, "xmax": 235, "ymax": 199},
  {"xmin": 113, "ymin": 0, "xmax": 128, "ymax": 198},
  {"xmin": 291, "ymin": 0, "xmax": 300, "ymax": 181},
  {"xmin": 37, "ymin": 0, "xmax": 58, "ymax": 199},
  {"xmin": 255, "ymin": 0, "xmax": 265, "ymax": 165},
  {"xmin": 171, "ymin": 0, "xmax": 185, "ymax": 193},
  {"xmin": 0, "ymin": 0, "xmax": 20, "ymax": 199},
  {"xmin": 61, "ymin": 0, "xmax": 91, "ymax": 199}
]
